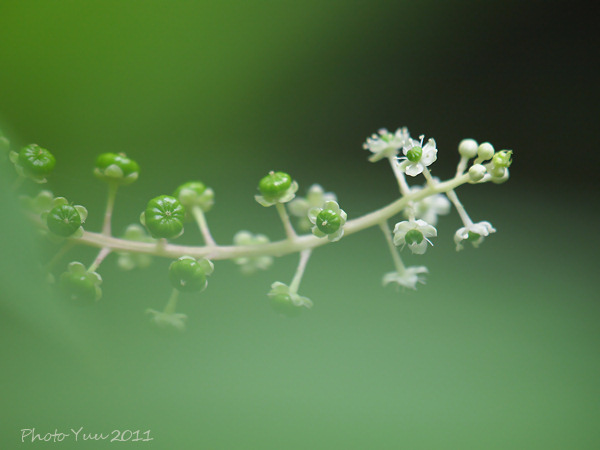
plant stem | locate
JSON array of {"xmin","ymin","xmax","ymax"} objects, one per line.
[
  {"xmin": 388, "ymin": 156, "xmax": 415, "ymax": 220},
  {"xmin": 51, "ymin": 172, "xmax": 472, "ymax": 261},
  {"xmin": 163, "ymin": 289, "xmax": 180, "ymax": 314},
  {"xmin": 455, "ymin": 155, "xmax": 469, "ymax": 176},
  {"xmin": 446, "ymin": 189, "xmax": 473, "ymax": 227},
  {"xmin": 378, "ymin": 221, "xmax": 405, "ymax": 274},
  {"xmin": 276, "ymin": 202, "xmax": 297, "ymax": 241},
  {"xmin": 289, "ymin": 249, "xmax": 312, "ymax": 294},
  {"xmin": 422, "ymin": 166, "xmax": 436, "ymax": 186},
  {"xmin": 192, "ymin": 206, "xmax": 216, "ymax": 246},
  {"xmin": 88, "ymin": 247, "xmax": 111, "ymax": 273},
  {"xmin": 102, "ymin": 182, "xmax": 119, "ymax": 236}
]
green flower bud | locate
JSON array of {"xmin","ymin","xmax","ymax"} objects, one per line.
[
  {"xmin": 143, "ymin": 195, "xmax": 186, "ymax": 239},
  {"xmin": 17, "ymin": 144, "xmax": 56, "ymax": 178},
  {"xmin": 173, "ymin": 181, "xmax": 214, "ymax": 212},
  {"xmin": 46, "ymin": 204, "xmax": 82, "ymax": 237},
  {"xmin": 94, "ymin": 152, "xmax": 140, "ymax": 185},
  {"xmin": 489, "ymin": 165, "xmax": 506, "ymax": 178},
  {"xmin": 458, "ymin": 139, "xmax": 478, "ymax": 158},
  {"xmin": 259, "ymin": 171, "xmax": 292, "ymax": 199},
  {"xmin": 316, "ymin": 209, "xmax": 341, "ymax": 234},
  {"xmin": 406, "ymin": 146, "xmax": 422, "ymax": 162},
  {"xmin": 168, "ymin": 256, "xmax": 214, "ymax": 292},
  {"xmin": 60, "ymin": 262, "xmax": 102, "ymax": 302},
  {"xmin": 492, "ymin": 150, "xmax": 513, "ymax": 168}
]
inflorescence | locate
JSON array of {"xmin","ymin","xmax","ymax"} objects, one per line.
[{"xmin": 1, "ymin": 127, "xmax": 513, "ymax": 331}]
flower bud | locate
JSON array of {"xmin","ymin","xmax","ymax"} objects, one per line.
[
  {"xmin": 94, "ymin": 152, "xmax": 140, "ymax": 185},
  {"xmin": 458, "ymin": 139, "xmax": 478, "ymax": 158},
  {"xmin": 492, "ymin": 150, "xmax": 513, "ymax": 168},
  {"xmin": 46, "ymin": 204, "xmax": 82, "ymax": 237},
  {"xmin": 60, "ymin": 262, "xmax": 102, "ymax": 302},
  {"xmin": 17, "ymin": 144, "xmax": 56, "ymax": 178},
  {"xmin": 173, "ymin": 181, "xmax": 214, "ymax": 212},
  {"xmin": 168, "ymin": 256, "xmax": 214, "ymax": 292},
  {"xmin": 143, "ymin": 195, "xmax": 186, "ymax": 239},
  {"xmin": 477, "ymin": 142, "xmax": 495, "ymax": 161},
  {"xmin": 258, "ymin": 171, "xmax": 292, "ymax": 199},
  {"xmin": 468, "ymin": 164, "xmax": 486, "ymax": 182}
]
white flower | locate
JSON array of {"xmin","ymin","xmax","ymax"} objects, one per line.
[
  {"xmin": 146, "ymin": 309, "xmax": 188, "ymax": 331},
  {"xmin": 233, "ymin": 231, "xmax": 273, "ymax": 274},
  {"xmin": 382, "ymin": 266, "xmax": 429, "ymax": 290},
  {"xmin": 397, "ymin": 135, "xmax": 437, "ymax": 177},
  {"xmin": 393, "ymin": 219, "xmax": 437, "ymax": 254},
  {"xmin": 363, "ymin": 127, "xmax": 410, "ymax": 162},
  {"xmin": 454, "ymin": 221, "xmax": 496, "ymax": 251},
  {"xmin": 308, "ymin": 200, "xmax": 347, "ymax": 242},
  {"xmin": 288, "ymin": 184, "xmax": 337, "ymax": 231}
]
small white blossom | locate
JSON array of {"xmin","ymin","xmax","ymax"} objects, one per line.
[
  {"xmin": 454, "ymin": 221, "xmax": 496, "ymax": 251},
  {"xmin": 393, "ymin": 219, "xmax": 437, "ymax": 254},
  {"xmin": 397, "ymin": 135, "xmax": 437, "ymax": 177},
  {"xmin": 288, "ymin": 184, "xmax": 337, "ymax": 231},
  {"xmin": 382, "ymin": 266, "xmax": 429, "ymax": 290},
  {"xmin": 233, "ymin": 231, "xmax": 273, "ymax": 274},
  {"xmin": 146, "ymin": 309, "xmax": 188, "ymax": 331},
  {"xmin": 308, "ymin": 200, "xmax": 347, "ymax": 242},
  {"xmin": 363, "ymin": 127, "xmax": 410, "ymax": 162}
]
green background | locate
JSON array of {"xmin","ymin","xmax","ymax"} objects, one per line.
[{"xmin": 1, "ymin": 1, "xmax": 598, "ymax": 448}]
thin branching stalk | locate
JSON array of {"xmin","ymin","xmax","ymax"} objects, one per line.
[{"xmin": 65, "ymin": 173, "xmax": 472, "ymax": 260}]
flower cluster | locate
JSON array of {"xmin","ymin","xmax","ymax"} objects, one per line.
[{"xmin": 4, "ymin": 121, "xmax": 512, "ymax": 331}]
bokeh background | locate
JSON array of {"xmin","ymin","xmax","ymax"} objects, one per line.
[{"xmin": 1, "ymin": 1, "xmax": 598, "ymax": 448}]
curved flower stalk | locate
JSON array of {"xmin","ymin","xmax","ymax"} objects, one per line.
[{"xmin": 9, "ymin": 124, "xmax": 513, "ymax": 330}]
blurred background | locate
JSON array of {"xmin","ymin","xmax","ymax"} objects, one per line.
[{"xmin": 1, "ymin": 1, "xmax": 598, "ymax": 448}]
